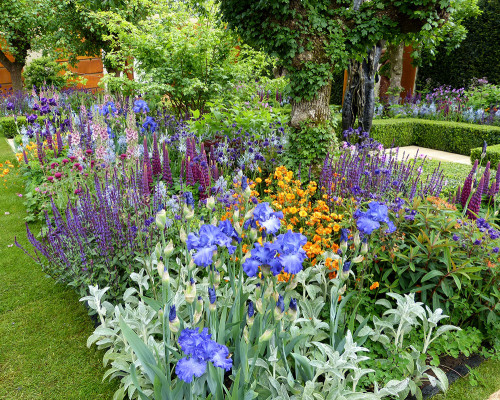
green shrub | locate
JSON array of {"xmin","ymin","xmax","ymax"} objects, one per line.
[
  {"xmin": 0, "ymin": 116, "xmax": 27, "ymax": 138},
  {"xmin": 370, "ymin": 119, "xmax": 414, "ymax": 147},
  {"xmin": 23, "ymin": 57, "xmax": 71, "ymax": 90},
  {"xmin": 471, "ymin": 144, "xmax": 500, "ymax": 166},
  {"xmin": 371, "ymin": 118, "xmax": 500, "ymax": 155}
]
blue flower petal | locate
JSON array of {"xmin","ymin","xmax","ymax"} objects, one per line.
[{"xmin": 175, "ymin": 357, "xmax": 207, "ymax": 383}]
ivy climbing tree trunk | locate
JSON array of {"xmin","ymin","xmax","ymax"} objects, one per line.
[
  {"xmin": 0, "ymin": 50, "xmax": 25, "ymax": 92},
  {"xmin": 290, "ymin": 81, "xmax": 332, "ymax": 128},
  {"xmin": 387, "ymin": 41, "xmax": 405, "ymax": 104},
  {"xmin": 342, "ymin": 40, "xmax": 384, "ymax": 133}
]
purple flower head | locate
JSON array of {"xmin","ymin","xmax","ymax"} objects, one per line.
[
  {"xmin": 242, "ymin": 242, "xmax": 281, "ymax": 277},
  {"xmin": 340, "ymin": 228, "xmax": 349, "ymax": 243},
  {"xmin": 183, "ymin": 191, "xmax": 194, "ymax": 208},
  {"xmin": 218, "ymin": 220, "xmax": 241, "ymax": 243},
  {"xmin": 133, "ymin": 99, "xmax": 150, "ymax": 113},
  {"xmin": 248, "ymin": 300, "xmax": 255, "ymax": 317},
  {"xmin": 355, "ymin": 202, "xmax": 396, "ymax": 235},
  {"xmin": 27, "ymin": 114, "xmax": 38, "ymax": 123},
  {"xmin": 175, "ymin": 328, "xmax": 232, "ymax": 383},
  {"xmin": 276, "ymin": 294, "xmax": 284, "ymax": 312},
  {"xmin": 272, "ymin": 230, "xmax": 308, "ymax": 274},
  {"xmin": 289, "ymin": 298, "xmax": 297, "ymax": 312},
  {"xmin": 142, "ymin": 116, "xmax": 157, "ymax": 133},
  {"xmin": 452, "ymin": 234, "xmax": 460, "ymax": 241},
  {"xmin": 187, "ymin": 224, "xmax": 235, "ymax": 267},
  {"xmin": 241, "ymin": 176, "xmax": 248, "ymax": 190},
  {"xmin": 493, "ymin": 247, "xmax": 499, "ymax": 253},
  {"xmin": 245, "ymin": 202, "xmax": 283, "ymax": 235},
  {"xmin": 169, "ymin": 305, "xmax": 177, "ymax": 322},
  {"xmin": 343, "ymin": 261, "xmax": 351, "ymax": 272},
  {"xmin": 208, "ymin": 287, "xmax": 216, "ymax": 304}
]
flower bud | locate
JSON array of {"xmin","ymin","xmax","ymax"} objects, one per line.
[
  {"xmin": 272, "ymin": 291, "xmax": 280, "ymax": 302},
  {"xmin": 255, "ymin": 283, "xmax": 262, "ymax": 298},
  {"xmin": 233, "ymin": 208, "xmax": 240, "ymax": 221},
  {"xmin": 209, "ymin": 270, "xmax": 221, "ymax": 288},
  {"xmin": 287, "ymin": 298, "xmax": 298, "ymax": 321},
  {"xmin": 264, "ymin": 282, "xmax": 274, "ymax": 299},
  {"xmin": 243, "ymin": 185, "xmax": 252, "ymax": 199},
  {"xmin": 179, "ymin": 227, "xmax": 187, "ymax": 243},
  {"xmin": 169, "ymin": 305, "xmax": 180, "ymax": 333},
  {"xmin": 259, "ymin": 329, "xmax": 273, "ymax": 342},
  {"xmin": 208, "ymin": 287, "xmax": 217, "ymax": 312},
  {"xmin": 353, "ymin": 231, "xmax": 360, "ymax": 248},
  {"xmin": 360, "ymin": 240, "xmax": 369, "ymax": 255},
  {"xmin": 193, "ymin": 310, "xmax": 202, "ymax": 324},
  {"xmin": 155, "ymin": 242, "xmax": 162, "ymax": 259},
  {"xmin": 340, "ymin": 240, "xmax": 348, "ymax": 253},
  {"xmin": 155, "ymin": 209, "xmax": 167, "ymax": 230},
  {"xmin": 352, "ymin": 255, "xmax": 364, "ymax": 264},
  {"xmin": 188, "ymin": 257, "xmax": 196, "ymax": 271},
  {"xmin": 162, "ymin": 269, "xmax": 170, "ymax": 284},
  {"xmin": 256, "ymin": 298, "xmax": 264, "ymax": 314},
  {"xmin": 164, "ymin": 239, "xmax": 174, "ymax": 258},
  {"xmin": 234, "ymin": 220, "xmax": 242, "ymax": 235},
  {"xmin": 274, "ymin": 294, "xmax": 285, "ymax": 321},
  {"xmin": 247, "ymin": 300, "xmax": 255, "ymax": 327},
  {"xmin": 211, "ymin": 215, "xmax": 218, "ymax": 226},
  {"xmin": 185, "ymin": 207, "xmax": 195, "ymax": 220},
  {"xmin": 244, "ymin": 208, "xmax": 255, "ymax": 221},
  {"xmin": 195, "ymin": 296, "xmax": 204, "ymax": 313},
  {"xmin": 185, "ymin": 278, "xmax": 196, "ymax": 303},
  {"xmin": 206, "ymin": 196, "xmax": 216, "ymax": 210},
  {"xmin": 156, "ymin": 261, "xmax": 165, "ymax": 277},
  {"xmin": 158, "ymin": 308, "xmax": 164, "ymax": 319},
  {"xmin": 243, "ymin": 326, "xmax": 250, "ymax": 343},
  {"xmin": 249, "ymin": 228, "xmax": 258, "ymax": 242}
]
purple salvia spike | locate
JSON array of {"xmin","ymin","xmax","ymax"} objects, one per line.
[
  {"xmin": 56, "ymin": 129, "xmax": 63, "ymax": 157},
  {"xmin": 45, "ymin": 120, "xmax": 53, "ymax": 150},
  {"xmin": 186, "ymin": 158, "xmax": 195, "ymax": 186},
  {"xmin": 162, "ymin": 141, "xmax": 173, "ymax": 185}
]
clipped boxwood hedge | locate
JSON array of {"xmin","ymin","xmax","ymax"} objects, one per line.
[
  {"xmin": 371, "ymin": 118, "xmax": 500, "ymax": 156},
  {"xmin": 470, "ymin": 144, "xmax": 500, "ymax": 167},
  {"xmin": 0, "ymin": 116, "xmax": 28, "ymax": 138}
]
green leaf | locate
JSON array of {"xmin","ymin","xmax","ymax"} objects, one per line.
[{"xmin": 421, "ymin": 270, "xmax": 443, "ymax": 283}]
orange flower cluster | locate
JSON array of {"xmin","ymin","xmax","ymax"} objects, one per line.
[
  {"xmin": 16, "ymin": 141, "xmax": 38, "ymax": 164},
  {"xmin": 426, "ymin": 196, "xmax": 457, "ymax": 211},
  {"xmin": 1, "ymin": 160, "xmax": 16, "ymax": 184},
  {"xmin": 261, "ymin": 166, "xmax": 346, "ymax": 268}
]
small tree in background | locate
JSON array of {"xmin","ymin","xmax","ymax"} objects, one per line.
[{"xmin": 218, "ymin": 0, "xmax": 452, "ymax": 157}]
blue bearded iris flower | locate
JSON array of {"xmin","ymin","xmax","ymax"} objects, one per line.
[
  {"xmin": 272, "ymin": 230, "xmax": 308, "ymax": 274},
  {"xmin": 244, "ymin": 202, "xmax": 283, "ymax": 235},
  {"xmin": 175, "ymin": 328, "xmax": 232, "ymax": 383},
  {"xmin": 133, "ymin": 99, "xmax": 150, "ymax": 113},
  {"xmin": 187, "ymin": 224, "xmax": 236, "ymax": 267},
  {"xmin": 356, "ymin": 201, "xmax": 396, "ymax": 235},
  {"xmin": 243, "ymin": 230, "xmax": 308, "ymax": 277},
  {"xmin": 242, "ymin": 242, "xmax": 281, "ymax": 276},
  {"xmin": 142, "ymin": 116, "xmax": 157, "ymax": 133}
]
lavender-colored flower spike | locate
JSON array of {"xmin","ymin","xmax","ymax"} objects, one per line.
[
  {"xmin": 162, "ymin": 141, "xmax": 173, "ymax": 185},
  {"xmin": 151, "ymin": 133, "xmax": 162, "ymax": 177}
]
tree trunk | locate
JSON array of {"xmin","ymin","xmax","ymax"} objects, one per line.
[
  {"xmin": 342, "ymin": 40, "xmax": 384, "ymax": 133},
  {"xmin": 9, "ymin": 63, "xmax": 24, "ymax": 92},
  {"xmin": 290, "ymin": 81, "xmax": 332, "ymax": 128},
  {"xmin": 387, "ymin": 41, "xmax": 404, "ymax": 104},
  {"xmin": 0, "ymin": 49, "xmax": 25, "ymax": 93}
]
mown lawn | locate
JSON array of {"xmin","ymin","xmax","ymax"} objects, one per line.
[{"xmin": 0, "ymin": 139, "xmax": 117, "ymax": 399}]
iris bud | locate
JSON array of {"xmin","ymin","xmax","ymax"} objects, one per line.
[
  {"xmin": 211, "ymin": 215, "xmax": 218, "ymax": 226},
  {"xmin": 185, "ymin": 278, "xmax": 196, "ymax": 303},
  {"xmin": 206, "ymin": 196, "xmax": 216, "ymax": 210},
  {"xmin": 156, "ymin": 261, "xmax": 165, "ymax": 277},
  {"xmin": 155, "ymin": 209, "xmax": 167, "ymax": 230},
  {"xmin": 352, "ymin": 255, "xmax": 364, "ymax": 264},
  {"xmin": 243, "ymin": 326, "xmax": 250, "ymax": 343},
  {"xmin": 360, "ymin": 240, "xmax": 369, "ymax": 255},
  {"xmin": 164, "ymin": 240, "xmax": 174, "ymax": 258},
  {"xmin": 259, "ymin": 329, "xmax": 273, "ymax": 342},
  {"xmin": 256, "ymin": 298, "xmax": 264, "ymax": 314},
  {"xmin": 179, "ymin": 227, "xmax": 187, "ymax": 243},
  {"xmin": 249, "ymin": 228, "xmax": 258, "ymax": 241},
  {"xmin": 353, "ymin": 232, "xmax": 360, "ymax": 248}
]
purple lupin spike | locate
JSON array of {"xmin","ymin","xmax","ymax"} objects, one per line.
[
  {"xmin": 142, "ymin": 162, "xmax": 150, "ymax": 196},
  {"xmin": 162, "ymin": 141, "xmax": 173, "ymax": 185},
  {"xmin": 36, "ymin": 132, "xmax": 45, "ymax": 165},
  {"xmin": 481, "ymin": 162, "xmax": 491, "ymax": 193},
  {"xmin": 461, "ymin": 159, "xmax": 478, "ymax": 208},
  {"xmin": 151, "ymin": 133, "xmax": 162, "ymax": 177},
  {"xmin": 186, "ymin": 158, "xmax": 195, "ymax": 186},
  {"xmin": 467, "ymin": 175, "xmax": 485, "ymax": 220}
]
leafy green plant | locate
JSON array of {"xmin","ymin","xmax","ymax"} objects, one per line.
[{"xmin": 22, "ymin": 57, "xmax": 77, "ymax": 90}]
